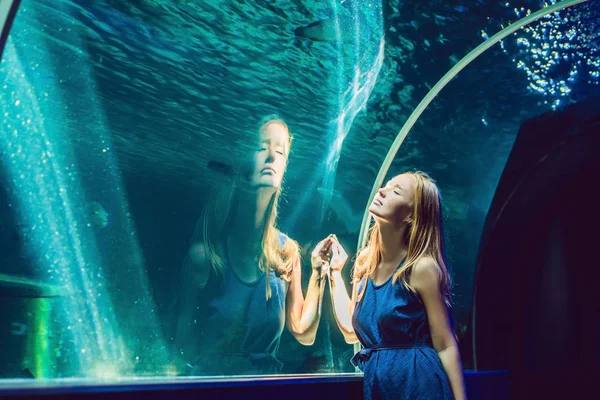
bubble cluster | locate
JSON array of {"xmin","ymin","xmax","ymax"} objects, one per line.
[{"xmin": 498, "ymin": 1, "xmax": 599, "ymax": 109}]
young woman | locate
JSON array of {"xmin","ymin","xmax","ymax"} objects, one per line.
[
  {"xmin": 172, "ymin": 117, "xmax": 328, "ymax": 376},
  {"xmin": 324, "ymin": 171, "xmax": 467, "ymax": 399}
]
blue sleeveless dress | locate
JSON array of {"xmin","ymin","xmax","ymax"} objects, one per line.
[
  {"xmin": 187, "ymin": 234, "xmax": 288, "ymax": 376},
  {"xmin": 352, "ymin": 262, "xmax": 454, "ymax": 400}
]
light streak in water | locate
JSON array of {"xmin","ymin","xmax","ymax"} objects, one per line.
[
  {"xmin": 284, "ymin": 0, "xmax": 385, "ymax": 230},
  {"xmin": 0, "ymin": 2, "xmax": 168, "ymax": 378},
  {"xmin": 1, "ymin": 39, "xmax": 128, "ymax": 377}
]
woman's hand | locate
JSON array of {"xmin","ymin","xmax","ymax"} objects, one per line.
[
  {"xmin": 311, "ymin": 235, "xmax": 333, "ymax": 270},
  {"xmin": 323, "ymin": 235, "xmax": 357, "ymax": 343},
  {"xmin": 329, "ymin": 235, "xmax": 348, "ymax": 272}
]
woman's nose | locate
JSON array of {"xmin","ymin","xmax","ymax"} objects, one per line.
[{"xmin": 378, "ymin": 188, "xmax": 386, "ymax": 197}]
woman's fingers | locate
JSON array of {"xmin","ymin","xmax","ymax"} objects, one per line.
[
  {"xmin": 313, "ymin": 237, "xmax": 328, "ymax": 253},
  {"xmin": 332, "ymin": 241, "xmax": 347, "ymax": 260},
  {"xmin": 312, "ymin": 235, "xmax": 334, "ymax": 259},
  {"xmin": 312, "ymin": 235, "xmax": 338, "ymax": 258}
]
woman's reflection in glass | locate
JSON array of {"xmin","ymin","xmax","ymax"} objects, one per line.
[{"xmin": 173, "ymin": 116, "xmax": 326, "ymax": 376}]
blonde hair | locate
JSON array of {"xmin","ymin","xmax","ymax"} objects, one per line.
[
  {"xmin": 201, "ymin": 117, "xmax": 300, "ymax": 299},
  {"xmin": 352, "ymin": 171, "xmax": 451, "ymax": 305}
]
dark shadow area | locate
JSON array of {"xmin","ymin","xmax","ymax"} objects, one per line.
[{"xmin": 472, "ymin": 96, "xmax": 600, "ymax": 397}]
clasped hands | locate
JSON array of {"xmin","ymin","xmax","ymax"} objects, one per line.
[{"xmin": 311, "ymin": 234, "xmax": 348, "ymax": 282}]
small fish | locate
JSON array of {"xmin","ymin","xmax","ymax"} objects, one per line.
[
  {"xmin": 10, "ymin": 322, "xmax": 27, "ymax": 336},
  {"xmin": 87, "ymin": 201, "xmax": 108, "ymax": 229},
  {"xmin": 207, "ymin": 159, "xmax": 254, "ymax": 181},
  {"xmin": 207, "ymin": 160, "xmax": 235, "ymax": 177},
  {"xmin": 294, "ymin": 16, "xmax": 356, "ymax": 43},
  {"xmin": 0, "ymin": 369, "xmax": 35, "ymax": 379}
]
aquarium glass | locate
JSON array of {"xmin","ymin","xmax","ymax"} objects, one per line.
[{"xmin": 0, "ymin": 0, "xmax": 598, "ymax": 382}]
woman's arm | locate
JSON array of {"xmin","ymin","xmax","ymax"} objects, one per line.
[
  {"xmin": 329, "ymin": 269, "xmax": 359, "ymax": 343},
  {"xmin": 285, "ymin": 254, "xmax": 324, "ymax": 345},
  {"xmin": 172, "ymin": 242, "xmax": 210, "ymax": 372},
  {"xmin": 328, "ymin": 238, "xmax": 359, "ymax": 344},
  {"xmin": 411, "ymin": 257, "xmax": 467, "ymax": 400}
]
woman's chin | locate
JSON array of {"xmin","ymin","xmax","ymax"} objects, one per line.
[
  {"xmin": 368, "ymin": 204, "xmax": 380, "ymax": 217},
  {"xmin": 248, "ymin": 180, "xmax": 279, "ymax": 194},
  {"xmin": 369, "ymin": 208, "xmax": 389, "ymax": 223},
  {"xmin": 255, "ymin": 176, "xmax": 281, "ymax": 189}
]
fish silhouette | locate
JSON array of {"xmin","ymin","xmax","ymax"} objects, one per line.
[{"xmin": 10, "ymin": 322, "xmax": 27, "ymax": 336}]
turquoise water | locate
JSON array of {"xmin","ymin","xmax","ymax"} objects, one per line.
[{"xmin": 0, "ymin": 0, "xmax": 598, "ymax": 381}]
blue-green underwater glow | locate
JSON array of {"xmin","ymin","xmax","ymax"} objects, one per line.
[
  {"xmin": 0, "ymin": 0, "xmax": 598, "ymax": 383},
  {"xmin": 0, "ymin": 3, "xmax": 168, "ymax": 378}
]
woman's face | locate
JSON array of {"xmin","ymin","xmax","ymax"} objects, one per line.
[
  {"xmin": 250, "ymin": 122, "xmax": 289, "ymax": 190},
  {"xmin": 369, "ymin": 174, "xmax": 415, "ymax": 225}
]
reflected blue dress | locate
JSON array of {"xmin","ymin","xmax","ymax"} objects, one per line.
[
  {"xmin": 352, "ymin": 261, "xmax": 454, "ymax": 400},
  {"xmin": 186, "ymin": 234, "xmax": 288, "ymax": 376}
]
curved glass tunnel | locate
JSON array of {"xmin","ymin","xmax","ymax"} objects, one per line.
[{"xmin": 0, "ymin": 0, "xmax": 598, "ymax": 394}]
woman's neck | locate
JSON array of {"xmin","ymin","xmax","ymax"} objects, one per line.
[
  {"xmin": 228, "ymin": 186, "xmax": 274, "ymax": 255},
  {"xmin": 377, "ymin": 221, "xmax": 408, "ymax": 267}
]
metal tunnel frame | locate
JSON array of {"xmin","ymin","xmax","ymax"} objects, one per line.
[{"xmin": 0, "ymin": 0, "xmax": 20, "ymax": 59}]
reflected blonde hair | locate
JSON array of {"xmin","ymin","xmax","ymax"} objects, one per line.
[
  {"xmin": 201, "ymin": 117, "xmax": 300, "ymax": 300},
  {"xmin": 353, "ymin": 171, "xmax": 451, "ymax": 305}
]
